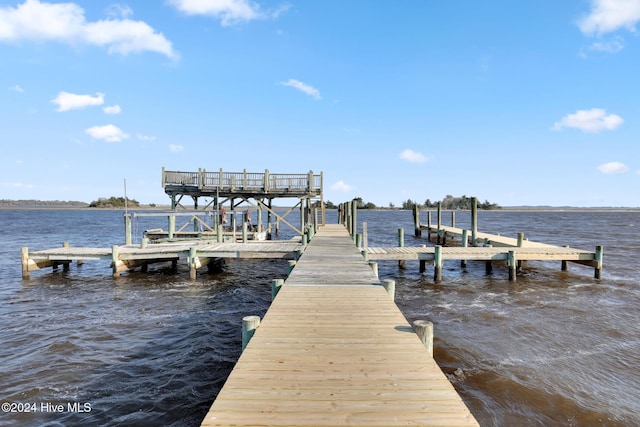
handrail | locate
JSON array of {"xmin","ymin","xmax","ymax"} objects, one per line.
[{"xmin": 162, "ymin": 168, "xmax": 322, "ymax": 193}]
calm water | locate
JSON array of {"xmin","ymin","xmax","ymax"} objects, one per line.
[{"xmin": 1, "ymin": 209, "xmax": 638, "ymax": 426}]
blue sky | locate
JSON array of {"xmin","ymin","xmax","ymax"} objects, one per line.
[{"xmin": 1, "ymin": 0, "xmax": 639, "ymax": 207}]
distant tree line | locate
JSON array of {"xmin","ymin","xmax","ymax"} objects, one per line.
[
  {"xmin": 319, "ymin": 195, "xmax": 500, "ymax": 210},
  {"xmin": 405, "ymin": 195, "xmax": 500, "ymax": 210},
  {"xmin": 0, "ymin": 199, "xmax": 88, "ymax": 207},
  {"xmin": 89, "ymin": 197, "xmax": 140, "ymax": 208}
]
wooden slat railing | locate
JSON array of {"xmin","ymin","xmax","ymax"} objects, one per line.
[{"xmin": 162, "ymin": 168, "xmax": 322, "ymax": 193}]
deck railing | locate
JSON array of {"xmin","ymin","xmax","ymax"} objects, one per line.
[{"xmin": 162, "ymin": 168, "xmax": 322, "ymax": 194}]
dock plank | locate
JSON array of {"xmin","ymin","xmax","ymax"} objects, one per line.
[{"xmin": 201, "ymin": 224, "xmax": 478, "ymax": 427}]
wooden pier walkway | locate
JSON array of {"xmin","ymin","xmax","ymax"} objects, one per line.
[
  {"xmin": 21, "ymin": 241, "xmax": 301, "ymax": 279},
  {"xmin": 201, "ymin": 224, "xmax": 478, "ymax": 427}
]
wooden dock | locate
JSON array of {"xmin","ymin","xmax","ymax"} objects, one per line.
[
  {"xmin": 337, "ymin": 200, "xmax": 603, "ymax": 281},
  {"xmin": 200, "ymin": 224, "xmax": 479, "ymax": 427},
  {"xmin": 21, "ymin": 241, "xmax": 301, "ymax": 279}
]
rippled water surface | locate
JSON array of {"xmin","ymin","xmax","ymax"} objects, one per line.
[{"xmin": 1, "ymin": 209, "xmax": 638, "ymax": 426}]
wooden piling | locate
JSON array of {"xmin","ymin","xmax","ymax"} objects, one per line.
[
  {"xmin": 189, "ymin": 247, "xmax": 198, "ymax": 280},
  {"xmin": 413, "ymin": 320, "xmax": 434, "ymax": 357},
  {"xmin": 125, "ymin": 214, "xmax": 132, "ymax": 245},
  {"xmin": 398, "ymin": 228, "xmax": 405, "ymax": 269},
  {"xmin": 369, "ymin": 261, "xmax": 378, "ymax": 278},
  {"xmin": 168, "ymin": 214, "xmax": 175, "ymax": 240},
  {"xmin": 461, "ymin": 229, "xmax": 468, "ymax": 268},
  {"xmin": 271, "ymin": 278, "xmax": 284, "ymax": 300},
  {"xmin": 595, "ymin": 245, "xmax": 603, "ymax": 279},
  {"xmin": 362, "ymin": 222, "xmax": 368, "ymax": 249},
  {"xmin": 287, "ymin": 260, "xmax": 296, "ymax": 275},
  {"xmin": 21, "ymin": 247, "xmax": 30, "ymax": 279},
  {"xmin": 111, "ymin": 245, "xmax": 121, "ymax": 277},
  {"xmin": 241, "ymin": 315, "xmax": 261, "ymax": 352},
  {"xmin": 382, "ymin": 279, "xmax": 395, "ymax": 301},
  {"xmin": 434, "ymin": 245, "xmax": 443, "ymax": 282},
  {"xmin": 471, "ymin": 197, "xmax": 478, "ymax": 246},
  {"xmin": 436, "ymin": 202, "xmax": 442, "ymax": 244},
  {"xmin": 508, "ymin": 250, "xmax": 517, "ymax": 282},
  {"xmin": 413, "ymin": 205, "xmax": 421, "ymax": 236}
]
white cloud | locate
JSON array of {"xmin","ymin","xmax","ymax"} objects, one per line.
[
  {"xmin": 169, "ymin": 0, "xmax": 289, "ymax": 26},
  {"xmin": 85, "ymin": 124, "xmax": 129, "ymax": 142},
  {"xmin": 169, "ymin": 144, "xmax": 184, "ymax": 152},
  {"xmin": 552, "ymin": 108, "xmax": 623, "ymax": 133},
  {"xmin": 105, "ymin": 3, "xmax": 133, "ymax": 19},
  {"xmin": 597, "ymin": 161, "xmax": 628, "ymax": 174},
  {"xmin": 399, "ymin": 149, "xmax": 428, "ymax": 163},
  {"xmin": 579, "ymin": 0, "xmax": 640, "ymax": 35},
  {"xmin": 0, "ymin": 0, "xmax": 177, "ymax": 59},
  {"xmin": 588, "ymin": 38, "xmax": 624, "ymax": 53},
  {"xmin": 331, "ymin": 180, "xmax": 354, "ymax": 192},
  {"xmin": 9, "ymin": 84, "xmax": 24, "ymax": 92},
  {"xmin": 103, "ymin": 104, "xmax": 121, "ymax": 114},
  {"xmin": 51, "ymin": 91, "xmax": 104, "ymax": 112},
  {"xmin": 280, "ymin": 79, "xmax": 321, "ymax": 100},
  {"xmin": 137, "ymin": 134, "xmax": 156, "ymax": 141}
]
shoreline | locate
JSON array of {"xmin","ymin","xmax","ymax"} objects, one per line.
[{"xmin": 1, "ymin": 205, "xmax": 639, "ymax": 212}]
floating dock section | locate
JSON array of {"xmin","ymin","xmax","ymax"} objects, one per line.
[{"xmin": 200, "ymin": 224, "xmax": 479, "ymax": 427}]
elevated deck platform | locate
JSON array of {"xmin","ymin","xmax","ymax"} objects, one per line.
[
  {"xmin": 201, "ymin": 224, "xmax": 479, "ymax": 427},
  {"xmin": 162, "ymin": 168, "xmax": 323, "ymax": 199}
]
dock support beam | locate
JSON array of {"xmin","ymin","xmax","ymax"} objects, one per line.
[{"xmin": 413, "ymin": 205, "xmax": 421, "ymax": 236}]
